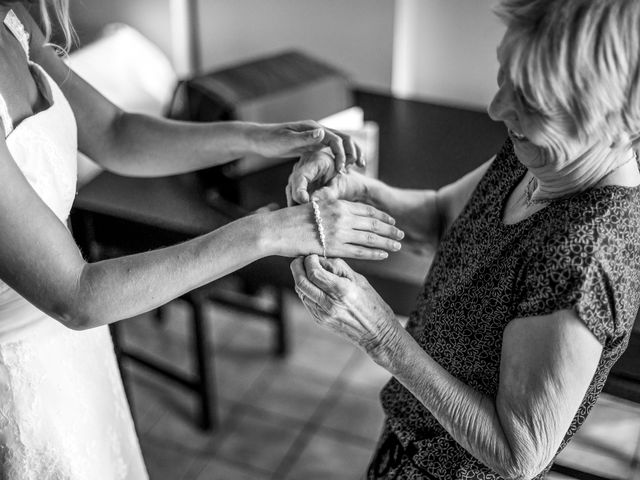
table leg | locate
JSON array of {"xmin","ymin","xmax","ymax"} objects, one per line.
[
  {"xmin": 188, "ymin": 293, "xmax": 216, "ymax": 430},
  {"xmin": 274, "ymin": 288, "xmax": 288, "ymax": 357}
]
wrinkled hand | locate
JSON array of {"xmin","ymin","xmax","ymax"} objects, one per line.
[
  {"xmin": 253, "ymin": 120, "xmax": 365, "ymax": 170},
  {"xmin": 291, "ymin": 255, "xmax": 402, "ymax": 358},
  {"xmin": 286, "ymin": 150, "xmax": 368, "ymax": 206},
  {"xmin": 269, "ymin": 199, "xmax": 404, "ymax": 260}
]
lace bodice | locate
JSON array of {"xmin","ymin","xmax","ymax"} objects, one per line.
[{"xmin": 0, "ymin": 9, "xmax": 78, "ymax": 314}]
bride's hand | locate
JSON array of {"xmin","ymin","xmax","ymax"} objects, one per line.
[
  {"xmin": 251, "ymin": 121, "xmax": 364, "ymax": 172},
  {"xmin": 265, "ymin": 199, "xmax": 404, "ymax": 260}
]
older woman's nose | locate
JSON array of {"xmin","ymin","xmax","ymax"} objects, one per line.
[{"xmin": 488, "ymin": 85, "xmax": 516, "ymax": 124}]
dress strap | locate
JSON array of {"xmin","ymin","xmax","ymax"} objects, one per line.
[
  {"xmin": 0, "ymin": 95, "xmax": 14, "ymax": 137},
  {"xmin": 4, "ymin": 10, "xmax": 30, "ymax": 60},
  {"xmin": 0, "ymin": 9, "xmax": 30, "ymax": 137}
]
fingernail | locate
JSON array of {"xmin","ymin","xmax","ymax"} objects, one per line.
[
  {"xmin": 380, "ymin": 251, "xmax": 388, "ymax": 259},
  {"xmin": 398, "ymin": 230, "xmax": 405, "ymax": 239},
  {"xmin": 393, "ymin": 242, "xmax": 401, "ymax": 250},
  {"xmin": 313, "ymin": 129, "xmax": 322, "ymax": 138}
]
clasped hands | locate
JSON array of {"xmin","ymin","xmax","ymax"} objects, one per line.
[{"xmin": 286, "ymin": 148, "xmax": 404, "ymax": 359}]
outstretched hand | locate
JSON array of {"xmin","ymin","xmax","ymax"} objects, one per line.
[
  {"xmin": 268, "ymin": 199, "xmax": 404, "ymax": 260},
  {"xmin": 291, "ymin": 255, "xmax": 402, "ymax": 359},
  {"xmin": 254, "ymin": 120, "xmax": 365, "ymax": 172}
]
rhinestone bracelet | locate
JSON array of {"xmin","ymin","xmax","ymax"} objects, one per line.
[{"xmin": 311, "ymin": 199, "xmax": 327, "ymax": 258}]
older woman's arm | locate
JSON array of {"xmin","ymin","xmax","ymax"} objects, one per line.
[
  {"xmin": 292, "ymin": 255, "xmax": 602, "ymax": 480},
  {"xmin": 381, "ymin": 309, "xmax": 601, "ymax": 479}
]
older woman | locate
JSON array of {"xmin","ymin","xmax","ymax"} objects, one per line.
[{"xmin": 288, "ymin": 0, "xmax": 640, "ymax": 478}]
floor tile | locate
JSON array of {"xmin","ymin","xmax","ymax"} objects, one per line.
[
  {"xmin": 554, "ymin": 394, "xmax": 640, "ymax": 479},
  {"xmin": 140, "ymin": 433, "xmax": 202, "ymax": 480},
  {"xmin": 120, "ymin": 313, "xmax": 193, "ymax": 372},
  {"xmin": 214, "ymin": 409, "xmax": 303, "ymax": 474},
  {"xmin": 282, "ymin": 429, "xmax": 375, "ymax": 480},
  {"xmin": 145, "ymin": 402, "xmax": 231, "ymax": 454},
  {"xmin": 126, "ymin": 368, "xmax": 168, "ymax": 434},
  {"xmin": 340, "ymin": 349, "xmax": 392, "ymax": 397},
  {"xmin": 319, "ymin": 387, "xmax": 386, "ymax": 447},
  {"xmin": 285, "ymin": 323, "xmax": 358, "ymax": 381},
  {"xmin": 214, "ymin": 354, "xmax": 271, "ymax": 404},
  {"xmin": 247, "ymin": 363, "xmax": 335, "ymax": 422},
  {"xmin": 195, "ymin": 457, "xmax": 270, "ymax": 480}
]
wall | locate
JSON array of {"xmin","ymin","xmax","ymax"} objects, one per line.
[
  {"xmin": 392, "ymin": 0, "xmax": 505, "ymax": 110},
  {"xmin": 69, "ymin": 0, "xmax": 505, "ymax": 110},
  {"xmin": 70, "ymin": 0, "xmax": 173, "ymax": 55},
  {"xmin": 196, "ymin": 0, "xmax": 395, "ymax": 93},
  {"xmin": 70, "ymin": 0, "xmax": 395, "ymax": 93}
]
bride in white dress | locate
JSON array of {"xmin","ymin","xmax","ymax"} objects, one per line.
[{"xmin": 0, "ymin": 1, "xmax": 405, "ymax": 478}]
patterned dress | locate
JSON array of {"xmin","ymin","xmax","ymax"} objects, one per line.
[{"xmin": 369, "ymin": 139, "xmax": 640, "ymax": 479}]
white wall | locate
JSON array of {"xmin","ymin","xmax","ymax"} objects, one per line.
[
  {"xmin": 70, "ymin": 0, "xmax": 505, "ymax": 110},
  {"xmin": 70, "ymin": 0, "xmax": 173, "ymax": 55},
  {"xmin": 393, "ymin": 0, "xmax": 505, "ymax": 110},
  {"xmin": 196, "ymin": 0, "xmax": 395, "ymax": 93}
]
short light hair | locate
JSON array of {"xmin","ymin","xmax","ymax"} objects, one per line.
[{"xmin": 495, "ymin": 0, "xmax": 640, "ymax": 147}]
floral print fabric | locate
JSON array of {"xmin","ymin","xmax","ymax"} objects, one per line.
[{"xmin": 376, "ymin": 139, "xmax": 640, "ymax": 479}]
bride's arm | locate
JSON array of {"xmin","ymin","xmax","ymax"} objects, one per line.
[
  {"xmin": 17, "ymin": 6, "xmax": 361, "ymax": 177},
  {"xmin": 0, "ymin": 131, "xmax": 401, "ymax": 330}
]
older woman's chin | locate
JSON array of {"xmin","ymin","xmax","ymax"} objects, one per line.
[{"xmin": 512, "ymin": 141, "xmax": 548, "ymax": 168}]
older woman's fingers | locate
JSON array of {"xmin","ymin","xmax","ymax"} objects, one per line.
[
  {"xmin": 303, "ymin": 254, "xmax": 347, "ymax": 296},
  {"xmin": 347, "ymin": 202, "xmax": 396, "ymax": 226},
  {"xmin": 299, "ymin": 294, "xmax": 329, "ymax": 325},
  {"xmin": 285, "ymin": 182, "xmax": 294, "ymax": 207},
  {"xmin": 290, "ymin": 257, "xmax": 328, "ymax": 305},
  {"xmin": 320, "ymin": 130, "xmax": 346, "ymax": 173},
  {"xmin": 351, "ymin": 216, "xmax": 404, "ymax": 241},
  {"xmin": 328, "ymin": 128, "xmax": 363, "ymax": 168},
  {"xmin": 319, "ymin": 256, "xmax": 354, "ymax": 279},
  {"xmin": 291, "ymin": 174, "xmax": 310, "ymax": 204},
  {"xmin": 354, "ymin": 142, "xmax": 366, "ymax": 168}
]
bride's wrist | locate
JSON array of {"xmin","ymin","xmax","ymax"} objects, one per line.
[
  {"xmin": 248, "ymin": 211, "xmax": 279, "ymax": 257},
  {"xmin": 255, "ymin": 207, "xmax": 308, "ymax": 257}
]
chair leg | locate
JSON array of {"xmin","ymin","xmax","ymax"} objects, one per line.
[
  {"xmin": 274, "ymin": 288, "xmax": 288, "ymax": 357},
  {"xmin": 188, "ymin": 294, "xmax": 217, "ymax": 430}
]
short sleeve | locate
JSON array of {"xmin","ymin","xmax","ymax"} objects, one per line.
[{"xmin": 515, "ymin": 234, "xmax": 615, "ymax": 346}]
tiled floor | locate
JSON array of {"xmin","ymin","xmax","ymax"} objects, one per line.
[{"xmin": 118, "ymin": 289, "xmax": 640, "ymax": 479}]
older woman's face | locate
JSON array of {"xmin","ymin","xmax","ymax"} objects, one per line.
[{"xmin": 488, "ymin": 30, "xmax": 584, "ymax": 169}]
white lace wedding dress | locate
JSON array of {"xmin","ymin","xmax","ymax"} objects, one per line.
[{"xmin": 0, "ymin": 10, "xmax": 148, "ymax": 480}]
